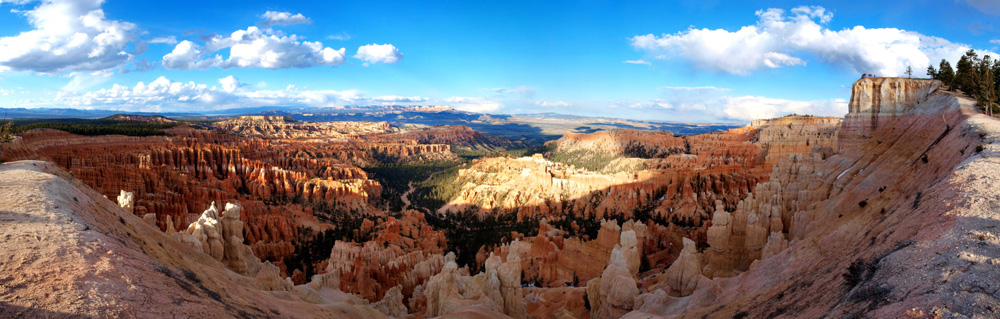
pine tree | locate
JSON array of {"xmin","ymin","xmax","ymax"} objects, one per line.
[
  {"xmin": 939, "ymin": 59, "xmax": 955, "ymax": 87},
  {"xmin": 955, "ymin": 49, "xmax": 978, "ymax": 93},
  {"xmin": 975, "ymin": 55, "xmax": 996, "ymax": 116},
  {"xmin": 993, "ymin": 60, "xmax": 1000, "ymax": 109},
  {"xmin": 0, "ymin": 115, "xmax": 13, "ymax": 161},
  {"xmin": 927, "ymin": 65, "xmax": 937, "ymax": 79},
  {"xmin": 905, "ymin": 66, "xmax": 913, "ymax": 78}
]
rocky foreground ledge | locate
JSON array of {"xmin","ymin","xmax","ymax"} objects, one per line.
[{"xmin": 0, "ymin": 160, "xmax": 396, "ymax": 318}]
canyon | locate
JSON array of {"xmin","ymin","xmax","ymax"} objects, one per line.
[{"xmin": 2, "ymin": 77, "xmax": 999, "ymax": 318}]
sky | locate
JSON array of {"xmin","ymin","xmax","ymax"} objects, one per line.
[{"xmin": 0, "ymin": 0, "xmax": 998, "ymax": 124}]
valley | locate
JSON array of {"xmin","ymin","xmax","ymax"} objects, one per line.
[{"xmin": 2, "ymin": 78, "xmax": 1000, "ymax": 318}]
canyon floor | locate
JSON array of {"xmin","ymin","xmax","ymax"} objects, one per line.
[{"xmin": 2, "ymin": 78, "xmax": 1000, "ymax": 318}]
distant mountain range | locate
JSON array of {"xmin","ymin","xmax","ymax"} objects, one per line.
[{"xmin": 0, "ymin": 106, "xmax": 742, "ymax": 144}]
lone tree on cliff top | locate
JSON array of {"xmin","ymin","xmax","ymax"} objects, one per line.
[{"xmin": 905, "ymin": 66, "xmax": 913, "ymax": 78}]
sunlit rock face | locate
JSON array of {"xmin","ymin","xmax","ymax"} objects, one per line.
[
  {"xmin": 619, "ymin": 79, "xmax": 988, "ymax": 319},
  {"xmin": 0, "ymin": 160, "xmax": 398, "ymax": 318},
  {"xmin": 437, "ymin": 115, "xmax": 838, "ymax": 225},
  {"xmin": 212, "ymin": 115, "xmax": 394, "ymax": 139},
  {"xmin": 9, "ymin": 77, "xmax": 994, "ymax": 319},
  {"xmin": 840, "ymin": 78, "xmax": 949, "ymax": 149}
]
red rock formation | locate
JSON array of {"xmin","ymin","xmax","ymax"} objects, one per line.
[
  {"xmin": 625, "ymin": 78, "xmax": 986, "ymax": 318},
  {"xmin": 322, "ymin": 210, "xmax": 448, "ymax": 303},
  {"xmin": 4, "ymin": 125, "xmax": 448, "ymax": 278},
  {"xmin": 587, "ymin": 231, "xmax": 641, "ymax": 319},
  {"xmin": 102, "ymin": 114, "xmax": 178, "ymax": 124},
  {"xmin": 552, "ymin": 129, "xmax": 687, "ymax": 158},
  {"xmin": 212, "ymin": 115, "xmax": 394, "ymax": 139},
  {"xmin": 389, "ymin": 125, "xmax": 532, "ymax": 151}
]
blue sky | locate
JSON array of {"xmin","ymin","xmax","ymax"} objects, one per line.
[{"xmin": 0, "ymin": 0, "xmax": 998, "ymax": 123}]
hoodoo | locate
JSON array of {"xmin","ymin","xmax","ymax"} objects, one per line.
[
  {"xmin": 621, "ymin": 78, "xmax": 999, "ymax": 318},
  {"xmin": 2, "ymin": 78, "xmax": 999, "ymax": 318}
]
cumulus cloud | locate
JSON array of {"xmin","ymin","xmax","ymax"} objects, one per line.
[
  {"xmin": 444, "ymin": 96, "xmax": 502, "ymax": 113},
  {"xmin": 0, "ymin": 0, "xmax": 139, "ymax": 74},
  {"xmin": 260, "ymin": 11, "xmax": 312, "ymax": 27},
  {"xmin": 623, "ymin": 60, "xmax": 651, "ymax": 65},
  {"xmin": 162, "ymin": 26, "xmax": 346, "ymax": 70},
  {"xmin": 49, "ymin": 76, "xmax": 379, "ymax": 111},
  {"xmin": 162, "ymin": 40, "xmax": 214, "ymax": 70},
  {"xmin": 354, "ymin": 44, "xmax": 402, "ymax": 66},
  {"xmin": 218, "ymin": 75, "xmax": 243, "ymax": 93},
  {"xmin": 631, "ymin": 6, "xmax": 988, "ymax": 76}
]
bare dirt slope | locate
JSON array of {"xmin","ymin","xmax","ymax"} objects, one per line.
[{"xmin": 0, "ymin": 160, "xmax": 387, "ymax": 318}]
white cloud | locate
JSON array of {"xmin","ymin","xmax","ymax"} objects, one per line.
[
  {"xmin": 162, "ymin": 26, "xmax": 346, "ymax": 70},
  {"xmin": 260, "ymin": 11, "xmax": 312, "ymax": 27},
  {"xmin": 965, "ymin": 0, "xmax": 1000, "ymax": 15},
  {"xmin": 0, "ymin": 0, "xmax": 138, "ymax": 74},
  {"xmin": 119, "ymin": 58, "xmax": 155, "ymax": 74},
  {"xmin": 61, "ymin": 70, "xmax": 111, "ymax": 93},
  {"xmin": 327, "ymin": 32, "xmax": 351, "ymax": 41},
  {"xmin": 593, "ymin": 85, "xmax": 848, "ymax": 122},
  {"xmin": 534, "ymin": 100, "xmax": 571, "ymax": 107},
  {"xmin": 722, "ymin": 96, "xmax": 847, "ymax": 121},
  {"xmin": 623, "ymin": 60, "xmax": 651, "ymax": 65},
  {"xmin": 149, "ymin": 36, "xmax": 177, "ymax": 44},
  {"xmin": 444, "ymin": 96, "xmax": 501, "ymax": 113},
  {"xmin": 372, "ymin": 95, "xmax": 426, "ymax": 102},
  {"xmin": 631, "ymin": 6, "xmax": 990, "ymax": 76},
  {"xmin": 354, "ymin": 43, "xmax": 402, "ymax": 66},
  {"xmin": 44, "ymin": 76, "xmax": 429, "ymax": 112},
  {"xmin": 162, "ymin": 40, "xmax": 215, "ymax": 70},
  {"xmin": 218, "ymin": 75, "xmax": 242, "ymax": 93},
  {"xmin": 991, "ymin": 39, "xmax": 1000, "ymax": 44},
  {"xmin": 592, "ymin": 94, "xmax": 846, "ymax": 123}
]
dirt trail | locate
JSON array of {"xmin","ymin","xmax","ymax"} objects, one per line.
[{"xmin": 401, "ymin": 181, "xmax": 415, "ymax": 211}]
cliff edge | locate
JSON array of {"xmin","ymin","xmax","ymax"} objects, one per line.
[
  {"xmin": 0, "ymin": 160, "xmax": 391, "ymax": 318},
  {"xmin": 625, "ymin": 78, "xmax": 999, "ymax": 318}
]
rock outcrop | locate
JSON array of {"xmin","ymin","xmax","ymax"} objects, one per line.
[
  {"xmin": 117, "ymin": 190, "xmax": 134, "ymax": 213},
  {"xmin": 372, "ymin": 285, "xmax": 408, "ymax": 317},
  {"xmin": 840, "ymin": 77, "xmax": 948, "ymax": 149},
  {"xmin": 171, "ymin": 201, "xmax": 262, "ymax": 276},
  {"xmin": 415, "ymin": 252, "xmax": 528, "ymax": 318},
  {"xmin": 659, "ymin": 238, "xmax": 704, "ymax": 297},
  {"xmin": 391, "ymin": 125, "xmax": 532, "ymax": 152},
  {"xmin": 212, "ymin": 116, "xmax": 394, "ymax": 139},
  {"xmin": 621, "ymin": 78, "xmax": 990, "ymax": 318},
  {"xmin": 0, "ymin": 160, "xmax": 394, "ymax": 318},
  {"xmin": 587, "ymin": 234, "xmax": 640, "ymax": 319}
]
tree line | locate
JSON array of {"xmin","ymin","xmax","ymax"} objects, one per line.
[{"xmin": 927, "ymin": 49, "xmax": 1000, "ymax": 115}]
